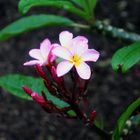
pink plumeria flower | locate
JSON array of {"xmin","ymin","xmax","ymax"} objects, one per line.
[
  {"xmin": 53, "ymin": 32, "xmax": 100, "ymax": 80},
  {"xmin": 24, "ymin": 39, "xmax": 55, "ymax": 66}
]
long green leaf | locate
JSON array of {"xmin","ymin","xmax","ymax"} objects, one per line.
[
  {"xmin": 78, "ymin": 0, "xmax": 97, "ymax": 17},
  {"xmin": 112, "ymin": 41, "xmax": 140, "ymax": 72},
  {"xmin": 18, "ymin": 0, "xmax": 86, "ymax": 19},
  {"xmin": 71, "ymin": 0, "xmax": 83, "ymax": 8},
  {"xmin": 94, "ymin": 116, "xmax": 104, "ymax": 130},
  {"xmin": 112, "ymin": 98, "xmax": 140, "ymax": 140},
  {"xmin": 0, "ymin": 14, "xmax": 74, "ymax": 41},
  {"xmin": 0, "ymin": 74, "xmax": 69, "ymax": 108},
  {"xmin": 88, "ymin": 0, "xmax": 97, "ymax": 11},
  {"xmin": 81, "ymin": 0, "xmax": 90, "ymax": 15}
]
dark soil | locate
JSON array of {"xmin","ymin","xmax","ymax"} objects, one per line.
[{"xmin": 0, "ymin": 0, "xmax": 140, "ymax": 140}]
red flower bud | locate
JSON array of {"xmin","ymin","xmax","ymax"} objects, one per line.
[
  {"xmin": 51, "ymin": 66, "xmax": 63, "ymax": 84},
  {"xmin": 22, "ymin": 86, "xmax": 33, "ymax": 96},
  {"xmin": 90, "ymin": 110, "xmax": 96, "ymax": 122},
  {"xmin": 35, "ymin": 64, "xmax": 50, "ymax": 83},
  {"xmin": 31, "ymin": 92, "xmax": 46, "ymax": 106}
]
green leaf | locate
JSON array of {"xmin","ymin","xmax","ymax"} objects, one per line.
[
  {"xmin": 67, "ymin": 110, "xmax": 77, "ymax": 117},
  {"xmin": 18, "ymin": 0, "xmax": 86, "ymax": 19},
  {"xmin": 81, "ymin": 0, "xmax": 90, "ymax": 14},
  {"xmin": 112, "ymin": 41, "xmax": 140, "ymax": 72},
  {"xmin": 94, "ymin": 116, "xmax": 104, "ymax": 130},
  {"xmin": 88, "ymin": 0, "xmax": 97, "ymax": 11},
  {"xmin": 0, "ymin": 14, "xmax": 74, "ymax": 41},
  {"xmin": 0, "ymin": 74, "xmax": 69, "ymax": 108},
  {"xmin": 113, "ymin": 126, "xmax": 120, "ymax": 140},
  {"xmin": 71, "ymin": 0, "xmax": 83, "ymax": 8},
  {"xmin": 78, "ymin": 0, "xmax": 97, "ymax": 17},
  {"xmin": 112, "ymin": 98, "xmax": 140, "ymax": 140}
]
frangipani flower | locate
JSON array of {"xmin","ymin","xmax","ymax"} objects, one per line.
[
  {"xmin": 24, "ymin": 39, "xmax": 55, "ymax": 66},
  {"xmin": 53, "ymin": 31, "xmax": 100, "ymax": 80}
]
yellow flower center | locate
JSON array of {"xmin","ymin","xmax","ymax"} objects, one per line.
[
  {"xmin": 64, "ymin": 46, "xmax": 69, "ymax": 49},
  {"xmin": 70, "ymin": 54, "xmax": 82, "ymax": 66}
]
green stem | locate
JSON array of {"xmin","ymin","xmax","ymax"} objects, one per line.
[
  {"xmin": 71, "ymin": 21, "xmax": 140, "ymax": 42},
  {"xmin": 94, "ymin": 20, "xmax": 140, "ymax": 42},
  {"xmin": 70, "ymin": 102, "xmax": 111, "ymax": 140},
  {"xmin": 71, "ymin": 23, "xmax": 90, "ymax": 29},
  {"xmin": 87, "ymin": 123, "xmax": 112, "ymax": 140}
]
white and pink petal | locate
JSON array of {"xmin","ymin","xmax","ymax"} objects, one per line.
[
  {"xmin": 56, "ymin": 61, "xmax": 74, "ymax": 77},
  {"xmin": 73, "ymin": 36, "xmax": 88, "ymax": 44},
  {"xmin": 23, "ymin": 60, "xmax": 41, "ymax": 66},
  {"xmin": 75, "ymin": 62, "xmax": 91, "ymax": 80},
  {"xmin": 71, "ymin": 36, "xmax": 88, "ymax": 55},
  {"xmin": 29, "ymin": 49, "xmax": 43, "ymax": 61},
  {"xmin": 52, "ymin": 47, "xmax": 72, "ymax": 60},
  {"xmin": 40, "ymin": 38, "xmax": 52, "ymax": 58},
  {"xmin": 59, "ymin": 31, "xmax": 73, "ymax": 47},
  {"xmin": 82, "ymin": 49, "xmax": 100, "ymax": 62}
]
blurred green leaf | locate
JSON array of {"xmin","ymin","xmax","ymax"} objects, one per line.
[
  {"xmin": 81, "ymin": 0, "xmax": 90, "ymax": 14},
  {"xmin": 18, "ymin": 0, "xmax": 86, "ymax": 19},
  {"xmin": 71, "ymin": 0, "xmax": 83, "ymax": 8},
  {"xmin": 0, "ymin": 14, "xmax": 74, "ymax": 41},
  {"xmin": 88, "ymin": 0, "xmax": 97, "ymax": 12},
  {"xmin": 113, "ymin": 126, "xmax": 120, "ymax": 140},
  {"xmin": 112, "ymin": 98, "xmax": 140, "ymax": 140},
  {"xmin": 94, "ymin": 115, "xmax": 104, "ymax": 130},
  {"xmin": 0, "ymin": 74, "xmax": 69, "ymax": 108},
  {"xmin": 78, "ymin": 0, "xmax": 97, "ymax": 18},
  {"xmin": 112, "ymin": 41, "xmax": 140, "ymax": 72},
  {"xmin": 67, "ymin": 110, "xmax": 77, "ymax": 117}
]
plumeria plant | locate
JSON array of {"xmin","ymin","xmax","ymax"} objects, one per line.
[
  {"xmin": 23, "ymin": 30, "xmax": 100, "ymax": 125},
  {"xmin": 0, "ymin": 0, "xmax": 140, "ymax": 140}
]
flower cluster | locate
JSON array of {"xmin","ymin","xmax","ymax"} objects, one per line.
[
  {"xmin": 24, "ymin": 31, "xmax": 99, "ymax": 79},
  {"xmin": 23, "ymin": 31, "xmax": 99, "ymax": 122}
]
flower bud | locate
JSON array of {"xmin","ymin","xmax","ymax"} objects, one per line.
[
  {"xmin": 90, "ymin": 110, "xmax": 96, "ymax": 122},
  {"xmin": 22, "ymin": 86, "xmax": 32, "ymax": 96},
  {"xmin": 31, "ymin": 92, "xmax": 46, "ymax": 105},
  {"xmin": 35, "ymin": 65, "xmax": 50, "ymax": 82},
  {"xmin": 51, "ymin": 66, "xmax": 63, "ymax": 84}
]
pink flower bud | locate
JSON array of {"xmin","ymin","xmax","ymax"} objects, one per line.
[
  {"xmin": 34, "ymin": 64, "xmax": 50, "ymax": 82},
  {"xmin": 22, "ymin": 86, "xmax": 33, "ymax": 96},
  {"xmin": 31, "ymin": 92, "xmax": 46, "ymax": 105},
  {"xmin": 51, "ymin": 66, "xmax": 63, "ymax": 84},
  {"xmin": 90, "ymin": 110, "xmax": 96, "ymax": 122}
]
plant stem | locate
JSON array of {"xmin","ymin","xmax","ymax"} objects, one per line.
[
  {"xmin": 94, "ymin": 20, "xmax": 140, "ymax": 42},
  {"xmin": 86, "ymin": 123, "xmax": 111, "ymax": 140},
  {"xmin": 71, "ymin": 23, "xmax": 90, "ymax": 29},
  {"xmin": 69, "ymin": 102, "xmax": 87, "ymax": 122},
  {"xmin": 71, "ymin": 20, "xmax": 140, "ymax": 42},
  {"xmin": 70, "ymin": 102, "xmax": 112, "ymax": 140}
]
